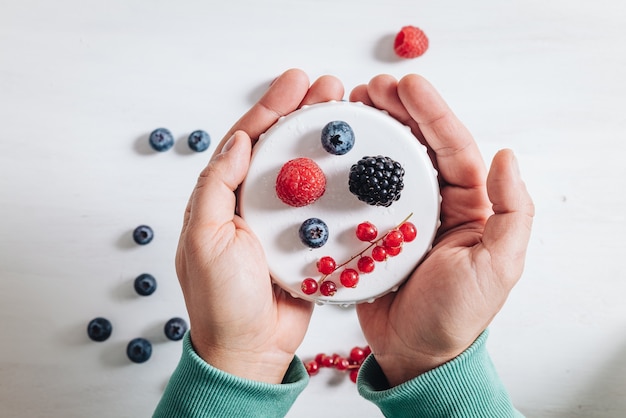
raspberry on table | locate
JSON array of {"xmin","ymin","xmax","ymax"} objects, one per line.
[
  {"xmin": 275, "ymin": 157, "xmax": 326, "ymax": 207},
  {"xmin": 394, "ymin": 25, "xmax": 429, "ymax": 59}
]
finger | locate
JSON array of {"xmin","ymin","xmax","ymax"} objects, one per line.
[
  {"xmin": 300, "ymin": 75, "xmax": 344, "ymax": 106},
  {"xmin": 219, "ymin": 68, "xmax": 311, "ymax": 150},
  {"xmin": 397, "ymin": 74, "xmax": 486, "ymax": 189},
  {"xmin": 478, "ymin": 149, "xmax": 535, "ymax": 284},
  {"xmin": 183, "ymin": 131, "xmax": 252, "ymax": 233},
  {"xmin": 349, "ymin": 84, "xmax": 374, "ymax": 105}
]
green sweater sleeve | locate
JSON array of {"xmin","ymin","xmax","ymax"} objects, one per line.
[
  {"xmin": 153, "ymin": 332, "xmax": 308, "ymax": 418},
  {"xmin": 357, "ymin": 330, "xmax": 524, "ymax": 417}
]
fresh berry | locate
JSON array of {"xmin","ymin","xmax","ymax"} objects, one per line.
[
  {"xmin": 394, "ymin": 25, "xmax": 429, "ymax": 59},
  {"xmin": 317, "ymin": 256, "xmax": 337, "ymax": 275},
  {"xmin": 340, "ymin": 269, "xmax": 359, "ymax": 288},
  {"xmin": 335, "ymin": 357, "xmax": 350, "ymax": 371},
  {"xmin": 149, "ymin": 128, "xmax": 174, "ymax": 152},
  {"xmin": 319, "ymin": 280, "xmax": 337, "ymax": 296},
  {"xmin": 164, "ymin": 317, "xmax": 188, "ymax": 341},
  {"xmin": 357, "ymin": 256, "xmax": 375, "ymax": 273},
  {"xmin": 356, "ymin": 221, "xmax": 378, "ymax": 242},
  {"xmin": 134, "ymin": 273, "xmax": 157, "ymax": 296},
  {"xmin": 399, "ymin": 222, "xmax": 418, "ymax": 242},
  {"xmin": 349, "ymin": 346, "xmax": 367, "ymax": 363},
  {"xmin": 87, "ymin": 317, "xmax": 112, "ymax": 342},
  {"xmin": 371, "ymin": 245, "xmax": 387, "ymax": 262},
  {"xmin": 299, "ymin": 218, "xmax": 329, "ymax": 248},
  {"xmin": 133, "ymin": 225, "xmax": 154, "ymax": 245},
  {"xmin": 348, "ymin": 156, "xmax": 405, "ymax": 207},
  {"xmin": 320, "ymin": 120, "xmax": 355, "ymax": 155},
  {"xmin": 275, "ymin": 157, "xmax": 326, "ymax": 207},
  {"xmin": 349, "ymin": 369, "xmax": 359, "ymax": 383},
  {"xmin": 187, "ymin": 130, "xmax": 211, "ymax": 152},
  {"xmin": 383, "ymin": 229, "xmax": 404, "ymax": 248},
  {"xmin": 305, "ymin": 360, "xmax": 320, "ymax": 376},
  {"xmin": 385, "ymin": 245, "xmax": 403, "ymax": 257},
  {"xmin": 126, "ymin": 338, "xmax": 152, "ymax": 363},
  {"xmin": 301, "ymin": 278, "xmax": 319, "ymax": 295}
]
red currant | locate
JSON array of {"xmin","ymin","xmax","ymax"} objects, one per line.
[
  {"xmin": 383, "ymin": 229, "xmax": 404, "ymax": 248},
  {"xmin": 319, "ymin": 280, "xmax": 337, "ymax": 296},
  {"xmin": 357, "ymin": 256, "xmax": 375, "ymax": 273},
  {"xmin": 349, "ymin": 369, "xmax": 359, "ymax": 383},
  {"xmin": 301, "ymin": 278, "xmax": 318, "ymax": 295},
  {"xmin": 335, "ymin": 357, "xmax": 350, "ymax": 371},
  {"xmin": 356, "ymin": 221, "xmax": 378, "ymax": 241},
  {"xmin": 363, "ymin": 345, "xmax": 372, "ymax": 357},
  {"xmin": 305, "ymin": 360, "xmax": 319, "ymax": 376},
  {"xmin": 399, "ymin": 222, "xmax": 417, "ymax": 242},
  {"xmin": 340, "ymin": 269, "xmax": 359, "ymax": 288},
  {"xmin": 371, "ymin": 245, "xmax": 387, "ymax": 262},
  {"xmin": 316, "ymin": 256, "xmax": 336, "ymax": 275},
  {"xmin": 349, "ymin": 346, "xmax": 367, "ymax": 363},
  {"xmin": 385, "ymin": 245, "xmax": 402, "ymax": 257},
  {"xmin": 315, "ymin": 353, "xmax": 327, "ymax": 364},
  {"xmin": 321, "ymin": 354, "xmax": 336, "ymax": 368}
]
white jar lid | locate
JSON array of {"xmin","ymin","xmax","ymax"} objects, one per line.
[{"xmin": 239, "ymin": 101, "xmax": 440, "ymax": 305}]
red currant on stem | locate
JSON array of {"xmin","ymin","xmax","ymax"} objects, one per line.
[
  {"xmin": 383, "ymin": 229, "xmax": 404, "ymax": 248},
  {"xmin": 349, "ymin": 346, "xmax": 367, "ymax": 363},
  {"xmin": 305, "ymin": 360, "xmax": 319, "ymax": 376},
  {"xmin": 357, "ymin": 256, "xmax": 375, "ymax": 273},
  {"xmin": 371, "ymin": 245, "xmax": 387, "ymax": 262},
  {"xmin": 301, "ymin": 278, "xmax": 318, "ymax": 295},
  {"xmin": 385, "ymin": 245, "xmax": 403, "ymax": 257},
  {"xmin": 356, "ymin": 221, "xmax": 378, "ymax": 241},
  {"xmin": 317, "ymin": 256, "xmax": 336, "ymax": 275},
  {"xmin": 349, "ymin": 369, "xmax": 359, "ymax": 383},
  {"xmin": 399, "ymin": 222, "xmax": 417, "ymax": 242},
  {"xmin": 340, "ymin": 268, "xmax": 359, "ymax": 288},
  {"xmin": 319, "ymin": 280, "xmax": 337, "ymax": 296}
]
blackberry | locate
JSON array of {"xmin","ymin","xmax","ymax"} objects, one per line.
[{"xmin": 348, "ymin": 156, "xmax": 405, "ymax": 207}]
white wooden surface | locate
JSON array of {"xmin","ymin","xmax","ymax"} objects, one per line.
[{"xmin": 1, "ymin": 1, "xmax": 625, "ymax": 417}]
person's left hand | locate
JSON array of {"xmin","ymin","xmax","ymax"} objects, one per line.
[{"xmin": 176, "ymin": 69, "xmax": 344, "ymax": 384}]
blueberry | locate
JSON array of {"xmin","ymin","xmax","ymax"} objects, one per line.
[
  {"xmin": 126, "ymin": 338, "xmax": 152, "ymax": 363},
  {"xmin": 87, "ymin": 317, "xmax": 112, "ymax": 342},
  {"xmin": 164, "ymin": 317, "xmax": 188, "ymax": 341},
  {"xmin": 321, "ymin": 120, "xmax": 355, "ymax": 155},
  {"xmin": 132, "ymin": 225, "xmax": 154, "ymax": 245},
  {"xmin": 187, "ymin": 130, "xmax": 211, "ymax": 152},
  {"xmin": 298, "ymin": 218, "xmax": 329, "ymax": 248},
  {"xmin": 134, "ymin": 273, "xmax": 157, "ymax": 296},
  {"xmin": 148, "ymin": 128, "xmax": 175, "ymax": 152}
]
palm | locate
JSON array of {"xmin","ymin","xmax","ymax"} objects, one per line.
[{"xmin": 351, "ymin": 74, "xmax": 534, "ymax": 385}]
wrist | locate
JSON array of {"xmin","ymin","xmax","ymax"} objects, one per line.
[{"xmin": 189, "ymin": 330, "xmax": 294, "ymax": 384}]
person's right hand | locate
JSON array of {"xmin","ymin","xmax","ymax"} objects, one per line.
[{"xmin": 351, "ymin": 74, "xmax": 535, "ymax": 387}]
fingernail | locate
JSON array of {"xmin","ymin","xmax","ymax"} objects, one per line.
[{"xmin": 221, "ymin": 134, "xmax": 236, "ymax": 154}]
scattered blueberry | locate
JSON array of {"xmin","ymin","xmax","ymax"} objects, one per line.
[
  {"xmin": 187, "ymin": 130, "xmax": 211, "ymax": 152},
  {"xmin": 321, "ymin": 120, "xmax": 355, "ymax": 155},
  {"xmin": 134, "ymin": 273, "xmax": 157, "ymax": 296},
  {"xmin": 126, "ymin": 338, "xmax": 152, "ymax": 363},
  {"xmin": 87, "ymin": 317, "xmax": 112, "ymax": 342},
  {"xmin": 299, "ymin": 218, "xmax": 329, "ymax": 248},
  {"xmin": 148, "ymin": 128, "xmax": 175, "ymax": 152},
  {"xmin": 132, "ymin": 225, "xmax": 154, "ymax": 245},
  {"xmin": 164, "ymin": 317, "xmax": 188, "ymax": 341}
]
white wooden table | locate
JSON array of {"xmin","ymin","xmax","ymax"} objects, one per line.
[{"xmin": 1, "ymin": 1, "xmax": 625, "ymax": 416}]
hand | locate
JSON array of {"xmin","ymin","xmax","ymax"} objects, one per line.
[
  {"xmin": 176, "ymin": 69, "xmax": 344, "ymax": 384},
  {"xmin": 351, "ymin": 75, "xmax": 535, "ymax": 387}
]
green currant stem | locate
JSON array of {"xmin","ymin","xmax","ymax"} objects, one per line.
[{"xmin": 318, "ymin": 212, "xmax": 413, "ymax": 285}]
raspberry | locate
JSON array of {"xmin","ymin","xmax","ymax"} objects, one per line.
[
  {"xmin": 394, "ymin": 25, "xmax": 429, "ymax": 59},
  {"xmin": 275, "ymin": 157, "xmax": 326, "ymax": 207}
]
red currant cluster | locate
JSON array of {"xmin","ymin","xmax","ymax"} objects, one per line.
[
  {"xmin": 300, "ymin": 214, "xmax": 417, "ymax": 297},
  {"xmin": 303, "ymin": 345, "xmax": 371, "ymax": 383}
]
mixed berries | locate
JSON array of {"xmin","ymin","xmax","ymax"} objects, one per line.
[
  {"xmin": 394, "ymin": 25, "xmax": 429, "ymax": 59},
  {"xmin": 301, "ymin": 214, "xmax": 417, "ymax": 298},
  {"xmin": 303, "ymin": 345, "xmax": 371, "ymax": 383}
]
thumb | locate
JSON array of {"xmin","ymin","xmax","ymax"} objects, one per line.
[
  {"xmin": 480, "ymin": 149, "xmax": 535, "ymax": 285},
  {"xmin": 182, "ymin": 130, "xmax": 252, "ymax": 233}
]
